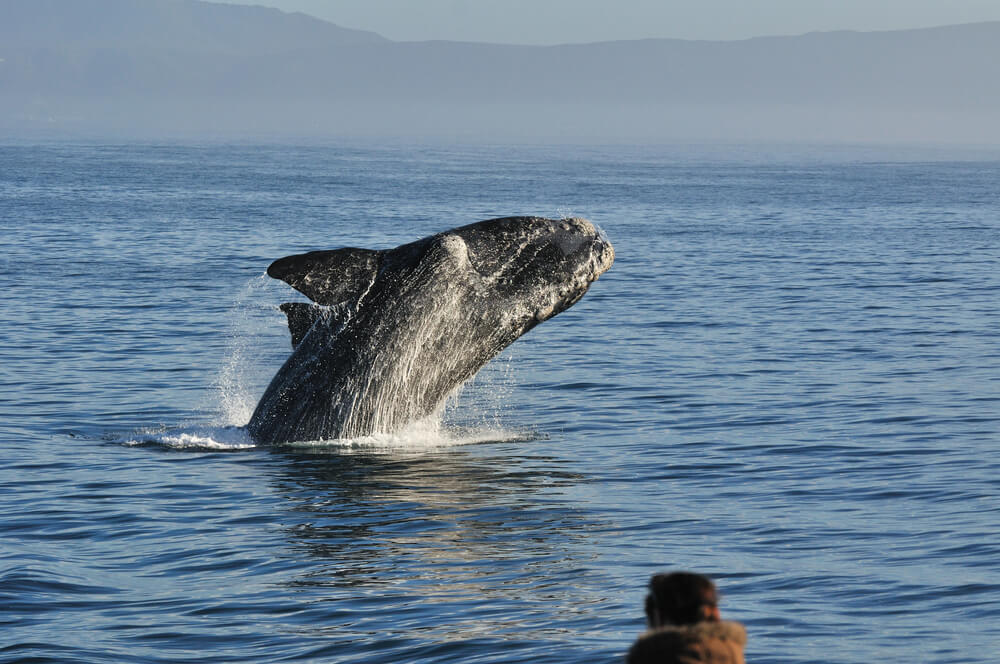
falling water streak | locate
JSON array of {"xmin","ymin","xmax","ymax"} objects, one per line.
[
  {"xmin": 444, "ymin": 348, "xmax": 519, "ymax": 430},
  {"xmin": 322, "ymin": 266, "xmax": 532, "ymax": 441},
  {"xmin": 215, "ymin": 273, "xmax": 278, "ymax": 426},
  {"xmin": 340, "ymin": 263, "xmax": 469, "ymax": 438}
]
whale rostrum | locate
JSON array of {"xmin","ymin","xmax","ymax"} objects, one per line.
[{"xmin": 246, "ymin": 216, "xmax": 614, "ymax": 444}]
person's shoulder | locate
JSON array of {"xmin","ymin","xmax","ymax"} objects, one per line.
[
  {"xmin": 685, "ymin": 620, "xmax": 747, "ymax": 646},
  {"xmin": 635, "ymin": 621, "xmax": 746, "ymax": 645},
  {"xmin": 626, "ymin": 621, "xmax": 747, "ymax": 663}
]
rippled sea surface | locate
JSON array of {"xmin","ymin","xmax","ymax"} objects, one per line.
[{"xmin": 2, "ymin": 141, "xmax": 999, "ymax": 663}]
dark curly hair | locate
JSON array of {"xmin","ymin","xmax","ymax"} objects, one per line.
[{"xmin": 644, "ymin": 571, "xmax": 718, "ymax": 627}]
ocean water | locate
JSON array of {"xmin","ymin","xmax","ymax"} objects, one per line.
[{"xmin": 1, "ymin": 140, "xmax": 999, "ymax": 663}]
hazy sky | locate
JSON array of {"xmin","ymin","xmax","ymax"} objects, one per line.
[{"xmin": 215, "ymin": 0, "xmax": 1000, "ymax": 43}]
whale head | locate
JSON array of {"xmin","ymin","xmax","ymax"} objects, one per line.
[{"xmin": 451, "ymin": 216, "xmax": 615, "ymax": 330}]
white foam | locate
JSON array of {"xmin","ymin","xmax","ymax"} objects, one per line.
[
  {"xmin": 118, "ymin": 421, "xmax": 534, "ymax": 453},
  {"xmin": 121, "ymin": 425, "xmax": 257, "ymax": 450},
  {"xmin": 284, "ymin": 418, "xmax": 536, "ymax": 453}
]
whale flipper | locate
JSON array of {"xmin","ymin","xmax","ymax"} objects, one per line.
[
  {"xmin": 278, "ymin": 302, "xmax": 327, "ymax": 349},
  {"xmin": 267, "ymin": 248, "xmax": 380, "ymax": 305}
]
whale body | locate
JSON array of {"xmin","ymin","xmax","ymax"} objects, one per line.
[{"xmin": 246, "ymin": 216, "xmax": 614, "ymax": 444}]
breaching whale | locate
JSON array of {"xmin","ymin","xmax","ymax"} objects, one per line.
[{"xmin": 246, "ymin": 216, "xmax": 614, "ymax": 444}]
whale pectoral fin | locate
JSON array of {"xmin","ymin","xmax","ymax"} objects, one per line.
[
  {"xmin": 279, "ymin": 302, "xmax": 324, "ymax": 349},
  {"xmin": 268, "ymin": 248, "xmax": 381, "ymax": 305}
]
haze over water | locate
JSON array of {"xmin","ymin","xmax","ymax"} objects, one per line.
[{"xmin": 1, "ymin": 141, "xmax": 999, "ymax": 662}]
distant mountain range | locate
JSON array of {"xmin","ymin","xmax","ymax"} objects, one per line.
[
  {"xmin": 0, "ymin": 0, "xmax": 386, "ymax": 51},
  {"xmin": 2, "ymin": 0, "xmax": 999, "ymax": 142}
]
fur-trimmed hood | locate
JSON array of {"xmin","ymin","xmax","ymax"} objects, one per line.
[{"xmin": 626, "ymin": 621, "xmax": 747, "ymax": 664}]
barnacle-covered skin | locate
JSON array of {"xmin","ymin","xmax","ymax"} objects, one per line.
[{"xmin": 247, "ymin": 216, "xmax": 614, "ymax": 444}]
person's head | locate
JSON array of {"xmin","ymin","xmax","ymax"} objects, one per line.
[{"xmin": 644, "ymin": 571, "xmax": 720, "ymax": 627}]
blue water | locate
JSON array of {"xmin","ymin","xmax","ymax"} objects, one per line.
[{"xmin": 2, "ymin": 140, "xmax": 999, "ymax": 663}]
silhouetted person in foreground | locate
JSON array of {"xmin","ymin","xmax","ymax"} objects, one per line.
[{"xmin": 626, "ymin": 572, "xmax": 746, "ymax": 664}]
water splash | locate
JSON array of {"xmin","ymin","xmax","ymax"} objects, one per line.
[
  {"xmin": 283, "ymin": 415, "xmax": 537, "ymax": 454},
  {"xmin": 444, "ymin": 346, "xmax": 519, "ymax": 431},
  {"xmin": 203, "ymin": 268, "xmax": 523, "ymax": 449},
  {"xmin": 200, "ymin": 268, "xmax": 527, "ymax": 449},
  {"xmin": 115, "ymin": 418, "xmax": 535, "ymax": 453},
  {"xmin": 116, "ymin": 331, "xmax": 528, "ymax": 452},
  {"xmin": 119, "ymin": 425, "xmax": 257, "ymax": 450},
  {"xmin": 214, "ymin": 273, "xmax": 283, "ymax": 426}
]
